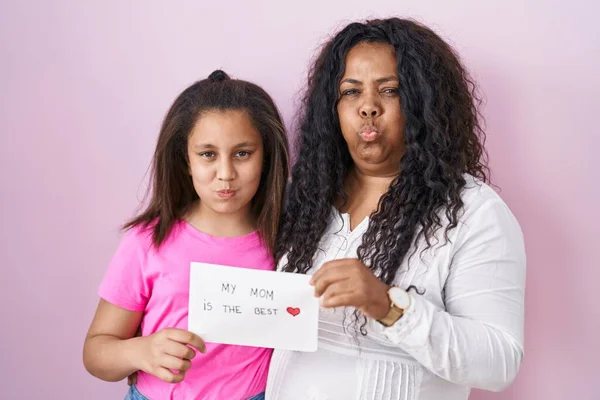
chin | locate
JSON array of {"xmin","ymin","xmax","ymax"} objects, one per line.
[
  {"xmin": 212, "ymin": 205, "xmax": 243, "ymax": 214},
  {"xmin": 355, "ymin": 151, "xmax": 386, "ymax": 165}
]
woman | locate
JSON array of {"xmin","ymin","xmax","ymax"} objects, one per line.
[{"xmin": 267, "ymin": 18, "xmax": 526, "ymax": 400}]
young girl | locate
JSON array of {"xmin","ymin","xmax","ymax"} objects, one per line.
[{"xmin": 83, "ymin": 70, "xmax": 289, "ymax": 400}]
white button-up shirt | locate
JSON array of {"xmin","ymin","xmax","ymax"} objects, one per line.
[{"xmin": 266, "ymin": 175, "xmax": 526, "ymax": 400}]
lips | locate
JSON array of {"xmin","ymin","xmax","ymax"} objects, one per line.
[
  {"xmin": 217, "ymin": 189, "xmax": 236, "ymax": 198},
  {"xmin": 359, "ymin": 125, "xmax": 380, "ymax": 142}
]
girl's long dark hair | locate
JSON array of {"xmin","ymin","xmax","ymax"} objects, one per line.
[
  {"xmin": 125, "ymin": 70, "xmax": 289, "ymax": 254},
  {"xmin": 277, "ymin": 18, "xmax": 488, "ymax": 331}
]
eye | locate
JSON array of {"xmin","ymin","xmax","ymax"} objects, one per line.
[
  {"xmin": 235, "ymin": 150, "xmax": 252, "ymax": 159},
  {"xmin": 341, "ymin": 89, "xmax": 360, "ymax": 96},
  {"xmin": 199, "ymin": 151, "xmax": 216, "ymax": 159},
  {"xmin": 381, "ymin": 87, "xmax": 399, "ymax": 95}
]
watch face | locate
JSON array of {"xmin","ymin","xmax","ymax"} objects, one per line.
[{"xmin": 389, "ymin": 287, "xmax": 411, "ymax": 309}]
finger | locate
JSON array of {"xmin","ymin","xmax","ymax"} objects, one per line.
[
  {"xmin": 310, "ymin": 259, "xmax": 359, "ymax": 284},
  {"xmin": 160, "ymin": 354, "xmax": 192, "ymax": 373},
  {"xmin": 321, "ymin": 280, "xmax": 355, "ymax": 300},
  {"xmin": 165, "ymin": 329, "xmax": 206, "ymax": 353},
  {"xmin": 164, "ymin": 340, "xmax": 196, "ymax": 360},
  {"xmin": 321, "ymin": 258, "xmax": 355, "ymax": 269},
  {"xmin": 154, "ymin": 366, "xmax": 186, "ymax": 384},
  {"xmin": 313, "ymin": 269, "xmax": 352, "ymax": 297},
  {"xmin": 322, "ymin": 292, "xmax": 360, "ymax": 308}
]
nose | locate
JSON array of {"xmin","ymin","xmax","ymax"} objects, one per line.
[
  {"xmin": 216, "ymin": 158, "xmax": 236, "ymax": 181},
  {"xmin": 359, "ymin": 93, "xmax": 382, "ymax": 118}
]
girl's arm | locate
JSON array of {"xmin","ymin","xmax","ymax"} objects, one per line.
[
  {"xmin": 83, "ymin": 299, "xmax": 145, "ymax": 382},
  {"xmin": 83, "ymin": 299, "xmax": 206, "ymax": 383}
]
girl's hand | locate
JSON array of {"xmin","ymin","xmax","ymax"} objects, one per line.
[
  {"xmin": 136, "ymin": 328, "xmax": 206, "ymax": 383},
  {"xmin": 310, "ymin": 258, "xmax": 391, "ymax": 320}
]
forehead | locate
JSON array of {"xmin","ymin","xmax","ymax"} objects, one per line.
[
  {"xmin": 341, "ymin": 42, "xmax": 398, "ymax": 79},
  {"xmin": 188, "ymin": 109, "xmax": 262, "ymax": 146}
]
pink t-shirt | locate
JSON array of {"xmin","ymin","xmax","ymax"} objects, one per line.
[{"xmin": 99, "ymin": 220, "xmax": 274, "ymax": 400}]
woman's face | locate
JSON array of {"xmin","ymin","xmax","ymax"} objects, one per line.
[{"xmin": 337, "ymin": 42, "xmax": 406, "ymax": 177}]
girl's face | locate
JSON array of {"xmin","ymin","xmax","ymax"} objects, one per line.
[
  {"xmin": 187, "ymin": 109, "xmax": 264, "ymax": 219},
  {"xmin": 336, "ymin": 42, "xmax": 406, "ymax": 177}
]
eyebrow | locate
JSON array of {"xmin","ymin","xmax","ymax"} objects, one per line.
[
  {"xmin": 193, "ymin": 144, "xmax": 216, "ymax": 150},
  {"xmin": 193, "ymin": 141, "xmax": 259, "ymax": 151},
  {"xmin": 340, "ymin": 76, "xmax": 399, "ymax": 85},
  {"xmin": 233, "ymin": 141, "xmax": 259, "ymax": 149}
]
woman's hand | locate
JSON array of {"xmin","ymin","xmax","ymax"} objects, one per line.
[
  {"xmin": 310, "ymin": 258, "xmax": 391, "ymax": 320},
  {"xmin": 134, "ymin": 328, "xmax": 206, "ymax": 384}
]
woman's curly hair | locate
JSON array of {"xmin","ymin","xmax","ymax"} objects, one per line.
[{"xmin": 277, "ymin": 18, "xmax": 489, "ymax": 331}]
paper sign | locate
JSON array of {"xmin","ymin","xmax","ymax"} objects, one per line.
[{"xmin": 188, "ymin": 262, "xmax": 319, "ymax": 352}]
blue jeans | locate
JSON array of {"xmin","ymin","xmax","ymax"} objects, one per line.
[
  {"xmin": 124, "ymin": 384, "xmax": 265, "ymax": 400},
  {"xmin": 248, "ymin": 393, "xmax": 266, "ymax": 400},
  {"xmin": 124, "ymin": 385, "xmax": 149, "ymax": 400}
]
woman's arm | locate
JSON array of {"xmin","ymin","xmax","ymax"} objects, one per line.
[
  {"xmin": 380, "ymin": 199, "xmax": 526, "ymax": 391},
  {"xmin": 314, "ymin": 199, "xmax": 526, "ymax": 391}
]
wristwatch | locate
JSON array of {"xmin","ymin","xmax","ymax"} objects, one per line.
[{"xmin": 377, "ymin": 286, "xmax": 411, "ymax": 327}]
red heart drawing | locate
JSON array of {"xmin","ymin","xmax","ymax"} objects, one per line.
[{"xmin": 286, "ymin": 307, "xmax": 300, "ymax": 317}]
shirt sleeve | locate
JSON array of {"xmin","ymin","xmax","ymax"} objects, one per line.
[
  {"xmin": 379, "ymin": 198, "xmax": 526, "ymax": 392},
  {"xmin": 98, "ymin": 227, "xmax": 152, "ymax": 312}
]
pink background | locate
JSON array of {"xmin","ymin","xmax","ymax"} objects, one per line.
[{"xmin": 1, "ymin": 1, "xmax": 598, "ymax": 399}]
